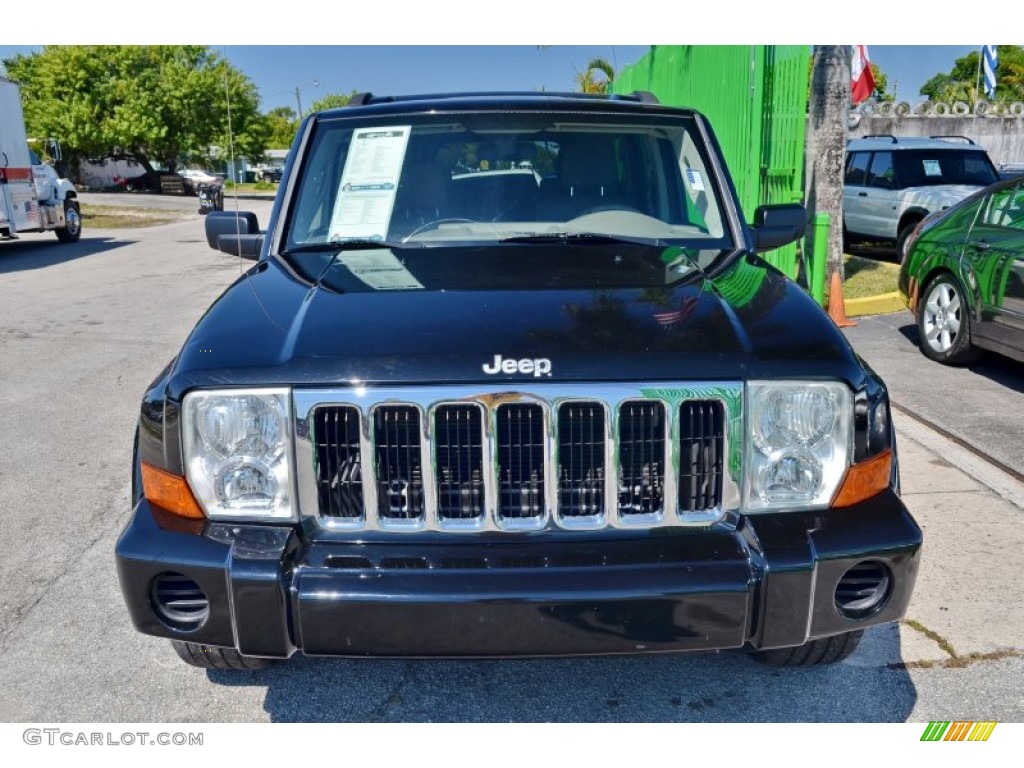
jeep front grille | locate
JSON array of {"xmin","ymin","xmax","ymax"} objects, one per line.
[{"xmin": 297, "ymin": 383, "xmax": 740, "ymax": 532}]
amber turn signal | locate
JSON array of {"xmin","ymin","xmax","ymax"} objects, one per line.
[
  {"xmin": 141, "ymin": 462, "xmax": 205, "ymax": 519},
  {"xmin": 832, "ymin": 449, "xmax": 892, "ymax": 508}
]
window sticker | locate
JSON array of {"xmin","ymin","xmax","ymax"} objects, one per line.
[
  {"xmin": 685, "ymin": 168, "xmax": 706, "ymax": 191},
  {"xmin": 328, "ymin": 126, "xmax": 411, "ymax": 241},
  {"xmin": 922, "ymin": 159, "xmax": 942, "ymax": 177},
  {"xmin": 339, "ymin": 250, "xmax": 424, "ymax": 291}
]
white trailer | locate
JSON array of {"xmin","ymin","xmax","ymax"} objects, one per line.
[{"xmin": 1, "ymin": 78, "xmax": 80, "ymax": 244}]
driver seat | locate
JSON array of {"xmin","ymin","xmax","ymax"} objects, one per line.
[{"xmin": 539, "ymin": 136, "xmax": 625, "ymax": 221}]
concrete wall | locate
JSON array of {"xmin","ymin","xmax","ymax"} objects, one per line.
[{"xmin": 849, "ymin": 110, "xmax": 1024, "ymax": 167}]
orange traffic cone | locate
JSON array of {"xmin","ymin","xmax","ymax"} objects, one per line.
[{"xmin": 827, "ymin": 271, "xmax": 857, "ymax": 328}]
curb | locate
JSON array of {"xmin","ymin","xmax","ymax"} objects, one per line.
[{"xmin": 845, "ymin": 291, "xmax": 904, "ymax": 317}]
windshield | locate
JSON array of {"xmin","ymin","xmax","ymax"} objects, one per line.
[
  {"xmin": 894, "ymin": 149, "xmax": 999, "ymax": 187},
  {"xmin": 284, "ymin": 110, "xmax": 734, "ymax": 262}
]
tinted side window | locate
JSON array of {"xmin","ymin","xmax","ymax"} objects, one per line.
[
  {"xmin": 867, "ymin": 152, "xmax": 896, "ymax": 189},
  {"xmin": 845, "ymin": 152, "xmax": 870, "ymax": 186},
  {"xmin": 982, "ymin": 184, "xmax": 1024, "ymax": 230}
]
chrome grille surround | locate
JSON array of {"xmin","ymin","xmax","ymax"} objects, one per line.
[{"xmin": 294, "ymin": 383, "xmax": 742, "ymax": 533}]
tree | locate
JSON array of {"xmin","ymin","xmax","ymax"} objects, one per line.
[
  {"xmin": 805, "ymin": 46, "xmax": 850, "ymax": 286},
  {"xmin": 920, "ymin": 46, "xmax": 1024, "ymax": 102},
  {"xmin": 2, "ymin": 46, "xmax": 268, "ymax": 172},
  {"xmin": 265, "ymin": 106, "xmax": 298, "ymax": 149},
  {"xmin": 575, "ymin": 58, "xmax": 614, "ymax": 94},
  {"xmin": 807, "ymin": 56, "xmax": 891, "ymax": 102},
  {"xmin": 308, "ymin": 91, "xmax": 359, "ymax": 113}
]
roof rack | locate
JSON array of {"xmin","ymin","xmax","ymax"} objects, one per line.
[
  {"xmin": 340, "ymin": 90, "xmax": 661, "ymax": 109},
  {"xmin": 860, "ymin": 134, "xmax": 898, "ymax": 143},
  {"xmin": 930, "ymin": 134, "xmax": 977, "ymax": 145}
]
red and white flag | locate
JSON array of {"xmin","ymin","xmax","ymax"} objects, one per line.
[{"xmin": 851, "ymin": 45, "xmax": 876, "ymax": 104}]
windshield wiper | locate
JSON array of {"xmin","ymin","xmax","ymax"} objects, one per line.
[
  {"xmin": 280, "ymin": 239, "xmax": 403, "ymax": 256},
  {"xmin": 499, "ymin": 232, "xmax": 664, "ymax": 246}
]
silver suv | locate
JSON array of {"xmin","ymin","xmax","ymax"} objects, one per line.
[{"xmin": 843, "ymin": 135, "xmax": 999, "ymax": 255}]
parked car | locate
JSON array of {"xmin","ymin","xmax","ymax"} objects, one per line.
[
  {"xmin": 178, "ymin": 168, "xmax": 221, "ymax": 194},
  {"xmin": 998, "ymin": 162, "xmax": 1024, "ymax": 181},
  {"xmin": 260, "ymin": 166, "xmax": 284, "ymax": 183},
  {"xmin": 116, "ymin": 91, "xmax": 920, "ymax": 671},
  {"xmin": 844, "ymin": 135, "xmax": 1000, "ymax": 256},
  {"xmin": 899, "ymin": 177, "xmax": 1024, "ymax": 365}
]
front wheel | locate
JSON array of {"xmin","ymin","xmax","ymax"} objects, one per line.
[
  {"xmin": 171, "ymin": 640, "xmax": 278, "ymax": 670},
  {"xmin": 917, "ymin": 273, "xmax": 979, "ymax": 365},
  {"xmin": 55, "ymin": 200, "xmax": 82, "ymax": 243},
  {"xmin": 751, "ymin": 630, "xmax": 863, "ymax": 667}
]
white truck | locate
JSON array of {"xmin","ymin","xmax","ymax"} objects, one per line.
[{"xmin": 1, "ymin": 78, "xmax": 81, "ymax": 244}]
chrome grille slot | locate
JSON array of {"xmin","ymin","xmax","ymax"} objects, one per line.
[
  {"xmin": 435, "ymin": 404, "xmax": 485, "ymax": 520},
  {"xmin": 374, "ymin": 405, "xmax": 425, "ymax": 520},
  {"xmin": 314, "ymin": 405, "xmax": 364, "ymax": 519},
  {"xmin": 496, "ymin": 403, "xmax": 546, "ymax": 521},
  {"xmin": 617, "ymin": 401, "xmax": 666, "ymax": 516},
  {"xmin": 679, "ymin": 400, "xmax": 725, "ymax": 512},
  {"xmin": 299, "ymin": 383, "xmax": 739, "ymax": 532},
  {"xmin": 557, "ymin": 402, "xmax": 605, "ymax": 519}
]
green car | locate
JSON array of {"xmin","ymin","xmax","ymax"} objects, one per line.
[{"xmin": 899, "ymin": 177, "xmax": 1024, "ymax": 365}]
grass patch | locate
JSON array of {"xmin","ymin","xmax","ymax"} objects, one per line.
[
  {"xmin": 222, "ymin": 181, "xmax": 276, "ymax": 193},
  {"xmin": 80, "ymin": 204, "xmax": 187, "ymax": 229},
  {"xmin": 843, "ymin": 254, "xmax": 900, "ymax": 300}
]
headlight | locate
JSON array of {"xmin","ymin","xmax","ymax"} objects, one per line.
[
  {"xmin": 744, "ymin": 381, "xmax": 851, "ymax": 512},
  {"xmin": 182, "ymin": 389, "xmax": 293, "ymax": 521}
]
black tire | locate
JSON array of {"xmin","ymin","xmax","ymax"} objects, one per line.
[
  {"xmin": 752, "ymin": 630, "xmax": 864, "ymax": 667},
  {"xmin": 842, "ymin": 224, "xmax": 850, "ymax": 253},
  {"xmin": 171, "ymin": 640, "xmax": 278, "ymax": 670},
  {"xmin": 916, "ymin": 273, "xmax": 980, "ymax": 365},
  {"xmin": 55, "ymin": 200, "xmax": 82, "ymax": 243}
]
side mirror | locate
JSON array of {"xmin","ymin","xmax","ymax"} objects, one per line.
[
  {"xmin": 752, "ymin": 203, "xmax": 807, "ymax": 252},
  {"xmin": 205, "ymin": 211, "xmax": 264, "ymax": 260}
]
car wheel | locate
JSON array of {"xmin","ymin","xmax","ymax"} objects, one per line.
[
  {"xmin": 751, "ymin": 630, "xmax": 863, "ymax": 667},
  {"xmin": 55, "ymin": 200, "xmax": 82, "ymax": 243},
  {"xmin": 917, "ymin": 273, "xmax": 980, "ymax": 365},
  {"xmin": 170, "ymin": 640, "xmax": 278, "ymax": 670}
]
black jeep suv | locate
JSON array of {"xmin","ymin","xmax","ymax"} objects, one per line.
[{"xmin": 116, "ymin": 92, "xmax": 921, "ymax": 670}]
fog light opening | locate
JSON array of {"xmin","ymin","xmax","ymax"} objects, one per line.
[
  {"xmin": 150, "ymin": 572, "xmax": 210, "ymax": 631},
  {"xmin": 834, "ymin": 561, "xmax": 891, "ymax": 620}
]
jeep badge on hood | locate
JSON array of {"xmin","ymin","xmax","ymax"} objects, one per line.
[{"xmin": 482, "ymin": 355, "xmax": 552, "ymax": 377}]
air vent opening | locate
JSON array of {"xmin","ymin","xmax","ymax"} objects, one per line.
[
  {"xmin": 496, "ymin": 403, "xmax": 546, "ymax": 521},
  {"xmin": 435, "ymin": 404, "xmax": 485, "ymax": 521},
  {"xmin": 618, "ymin": 401, "xmax": 665, "ymax": 516},
  {"xmin": 374, "ymin": 405, "xmax": 425, "ymax": 521},
  {"xmin": 835, "ymin": 561, "xmax": 892, "ymax": 620},
  {"xmin": 150, "ymin": 572, "xmax": 209, "ymax": 631},
  {"xmin": 557, "ymin": 401, "xmax": 605, "ymax": 519},
  {"xmin": 314, "ymin": 405, "xmax": 363, "ymax": 519},
  {"xmin": 679, "ymin": 400, "xmax": 725, "ymax": 513}
]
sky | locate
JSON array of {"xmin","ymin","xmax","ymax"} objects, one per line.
[{"xmin": 0, "ymin": 44, "xmax": 987, "ymax": 113}]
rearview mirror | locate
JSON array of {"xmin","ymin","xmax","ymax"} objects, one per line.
[
  {"xmin": 205, "ymin": 211, "xmax": 263, "ymax": 260},
  {"xmin": 752, "ymin": 203, "xmax": 806, "ymax": 252}
]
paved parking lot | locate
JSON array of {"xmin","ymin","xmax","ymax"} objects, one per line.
[{"xmin": 1, "ymin": 214, "xmax": 1022, "ymax": 721}]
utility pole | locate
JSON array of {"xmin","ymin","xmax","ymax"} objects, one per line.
[{"xmin": 805, "ymin": 46, "xmax": 851, "ymax": 283}]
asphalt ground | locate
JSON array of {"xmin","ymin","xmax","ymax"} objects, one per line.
[
  {"xmin": 842, "ymin": 312, "xmax": 1024, "ymax": 477},
  {"xmin": 1, "ymin": 213, "xmax": 1022, "ymax": 722}
]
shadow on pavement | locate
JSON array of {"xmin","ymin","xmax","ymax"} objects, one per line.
[
  {"xmin": 207, "ymin": 624, "xmax": 916, "ymax": 722},
  {"xmin": 0, "ymin": 235, "xmax": 133, "ymax": 275},
  {"xmin": 898, "ymin": 322, "xmax": 1024, "ymax": 394}
]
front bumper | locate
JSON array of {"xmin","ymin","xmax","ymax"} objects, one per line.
[{"xmin": 116, "ymin": 492, "xmax": 921, "ymax": 658}]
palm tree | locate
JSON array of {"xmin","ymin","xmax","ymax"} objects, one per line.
[{"xmin": 575, "ymin": 58, "xmax": 615, "ymax": 94}]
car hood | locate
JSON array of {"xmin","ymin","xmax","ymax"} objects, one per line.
[{"xmin": 167, "ymin": 252, "xmax": 866, "ymax": 398}]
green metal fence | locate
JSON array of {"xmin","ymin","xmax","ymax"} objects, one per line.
[{"xmin": 613, "ymin": 45, "xmax": 808, "ymax": 279}]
